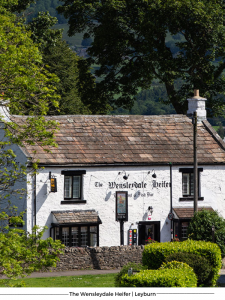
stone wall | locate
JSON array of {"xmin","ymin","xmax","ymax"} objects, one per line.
[{"xmin": 52, "ymin": 245, "xmax": 144, "ymax": 271}]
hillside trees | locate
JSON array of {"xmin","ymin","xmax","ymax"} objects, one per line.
[
  {"xmin": 57, "ymin": 0, "xmax": 225, "ymax": 116},
  {"xmin": 27, "ymin": 12, "xmax": 103, "ymax": 114},
  {"xmin": 0, "ymin": 0, "xmax": 63, "ymax": 282}
]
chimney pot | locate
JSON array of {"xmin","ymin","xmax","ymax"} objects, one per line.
[{"xmin": 194, "ymin": 89, "xmax": 199, "ymax": 97}]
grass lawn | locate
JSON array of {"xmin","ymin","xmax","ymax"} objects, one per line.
[{"xmin": 0, "ymin": 273, "xmax": 116, "ymax": 288}]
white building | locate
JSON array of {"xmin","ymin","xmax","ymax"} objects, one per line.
[{"xmin": 1, "ymin": 91, "xmax": 225, "ymax": 247}]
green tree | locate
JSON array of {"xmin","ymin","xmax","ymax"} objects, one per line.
[
  {"xmin": 188, "ymin": 210, "xmax": 225, "ymax": 257},
  {"xmin": 217, "ymin": 122, "xmax": 224, "ymax": 139},
  {"xmin": 0, "ymin": 221, "xmax": 63, "ymax": 284},
  {"xmin": 27, "ymin": 12, "xmax": 92, "ymax": 114},
  {"xmin": 57, "ymin": 0, "xmax": 225, "ymax": 116},
  {"xmin": 25, "ymin": 0, "xmax": 67, "ymax": 24},
  {"xmin": 0, "ymin": 1, "xmax": 64, "ymax": 284}
]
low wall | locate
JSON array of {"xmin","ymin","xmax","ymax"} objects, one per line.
[{"xmin": 53, "ymin": 245, "xmax": 144, "ymax": 271}]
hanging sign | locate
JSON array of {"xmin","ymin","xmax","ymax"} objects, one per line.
[
  {"xmin": 50, "ymin": 178, "xmax": 57, "ymax": 193},
  {"xmin": 116, "ymin": 191, "xmax": 128, "ymax": 221}
]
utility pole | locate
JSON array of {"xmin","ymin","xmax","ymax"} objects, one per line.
[{"xmin": 193, "ymin": 111, "xmax": 198, "ymax": 213}]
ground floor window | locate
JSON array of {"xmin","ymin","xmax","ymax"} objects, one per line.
[
  {"xmin": 52, "ymin": 224, "xmax": 99, "ymax": 247},
  {"xmin": 173, "ymin": 219, "xmax": 190, "ymax": 241}
]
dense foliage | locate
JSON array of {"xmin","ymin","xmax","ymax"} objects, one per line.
[
  {"xmin": 0, "ymin": 222, "xmax": 64, "ymax": 283},
  {"xmin": 112, "ymin": 85, "xmax": 175, "ymax": 115},
  {"xmin": 165, "ymin": 252, "xmax": 212, "ymax": 286},
  {"xmin": 25, "ymin": 0, "xmax": 66, "ymax": 24},
  {"xmin": 119, "ymin": 266, "xmax": 197, "ymax": 287},
  {"xmin": 188, "ymin": 209, "xmax": 225, "ymax": 257},
  {"xmin": 142, "ymin": 239, "xmax": 221, "ymax": 286},
  {"xmin": 57, "ymin": 0, "xmax": 225, "ymax": 117},
  {"xmin": 114, "ymin": 262, "xmax": 147, "ymax": 287},
  {"xmin": 0, "ymin": 0, "xmax": 64, "ymax": 285},
  {"xmin": 27, "ymin": 12, "xmax": 91, "ymax": 115}
]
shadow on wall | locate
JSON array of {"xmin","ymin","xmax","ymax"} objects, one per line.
[{"xmin": 36, "ymin": 183, "xmax": 48, "ymax": 213}]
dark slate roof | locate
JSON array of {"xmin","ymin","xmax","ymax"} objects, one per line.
[
  {"xmin": 13, "ymin": 114, "xmax": 225, "ymax": 166},
  {"xmin": 173, "ymin": 207, "xmax": 213, "ymax": 219},
  {"xmin": 52, "ymin": 210, "xmax": 102, "ymax": 224}
]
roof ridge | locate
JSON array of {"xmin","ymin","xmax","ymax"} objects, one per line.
[{"xmin": 202, "ymin": 120, "xmax": 225, "ymax": 151}]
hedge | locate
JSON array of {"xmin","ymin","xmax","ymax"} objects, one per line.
[
  {"xmin": 114, "ymin": 262, "xmax": 147, "ymax": 287},
  {"xmin": 142, "ymin": 239, "xmax": 221, "ymax": 286},
  {"xmin": 164, "ymin": 252, "xmax": 212, "ymax": 286},
  {"xmin": 120, "ymin": 266, "xmax": 197, "ymax": 287}
]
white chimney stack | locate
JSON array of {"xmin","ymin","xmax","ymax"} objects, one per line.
[{"xmin": 187, "ymin": 89, "xmax": 207, "ymax": 122}]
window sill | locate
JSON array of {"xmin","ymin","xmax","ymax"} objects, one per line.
[
  {"xmin": 61, "ymin": 200, "xmax": 87, "ymax": 205},
  {"xmin": 179, "ymin": 197, "xmax": 204, "ymax": 202}
]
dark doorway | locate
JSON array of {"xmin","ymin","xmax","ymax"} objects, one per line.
[{"xmin": 138, "ymin": 221, "xmax": 160, "ymax": 245}]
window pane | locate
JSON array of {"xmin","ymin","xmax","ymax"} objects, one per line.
[
  {"xmin": 181, "ymin": 222, "xmax": 189, "ymax": 239},
  {"xmin": 55, "ymin": 227, "xmax": 60, "ymax": 240},
  {"xmin": 90, "ymin": 226, "xmax": 97, "ymax": 247},
  {"xmin": 190, "ymin": 173, "xmax": 194, "ymax": 195},
  {"xmin": 72, "ymin": 176, "xmax": 80, "ymax": 198},
  {"xmin": 64, "ymin": 176, "xmax": 72, "ymax": 198},
  {"xmin": 71, "ymin": 227, "xmax": 79, "ymax": 247},
  {"xmin": 62, "ymin": 227, "xmax": 70, "ymax": 246},
  {"xmin": 81, "ymin": 226, "xmax": 88, "ymax": 247},
  {"xmin": 182, "ymin": 173, "xmax": 189, "ymax": 196}
]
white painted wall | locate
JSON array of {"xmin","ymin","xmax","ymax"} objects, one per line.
[{"xmin": 29, "ymin": 164, "xmax": 225, "ymax": 246}]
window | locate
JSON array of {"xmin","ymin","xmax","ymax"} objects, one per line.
[
  {"xmin": 52, "ymin": 224, "xmax": 99, "ymax": 247},
  {"xmin": 173, "ymin": 219, "xmax": 190, "ymax": 241},
  {"xmin": 64, "ymin": 176, "xmax": 81, "ymax": 199},
  {"xmin": 182, "ymin": 173, "xmax": 194, "ymax": 196},
  {"xmin": 179, "ymin": 168, "xmax": 204, "ymax": 201},
  {"xmin": 61, "ymin": 170, "xmax": 86, "ymax": 204},
  {"xmin": 181, "ymin": 221, "xmax": 189, "ymax": 239}
]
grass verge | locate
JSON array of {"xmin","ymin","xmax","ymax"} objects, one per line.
[{"xmin": 0, "ymin": 273, "xmax": 116, "ymax": 288}]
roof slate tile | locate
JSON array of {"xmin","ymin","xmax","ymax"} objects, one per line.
[{"xmin": 12, "ymin": 114, "xmax": 225, "ymax": 166}]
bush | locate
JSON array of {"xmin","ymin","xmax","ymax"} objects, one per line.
[
  {"xmin": 114, "ymin": 262, "xmax": 147, "ymax": 287},
  {"xmin": 188, "ymin": 209, "xmax": 225, "ymax": 257},
  {"xmin": 142, "ymin": 239, "xmax": 221, "ymax": 286},
  {"xmin": 120, "ymin": 266, "xmax": 197, "ymax": 287},
  {"xmin": 160, "ymin": 260, "xmax": 193, "ymax": 270},
  {"xmin": 165, "ymin": 252, "xmax": 212, "ymax": 286}
]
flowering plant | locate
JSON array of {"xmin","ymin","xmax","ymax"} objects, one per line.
[
  {"xmin": 145, "ymin": 237, "xmax": 157, "ymax": 244},
  {"xmin": 171, "ymin": 235, "xmax": 180, "ymax": 242}
]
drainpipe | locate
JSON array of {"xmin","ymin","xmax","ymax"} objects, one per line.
[
  {"xmin": 169, "ymin": 162, "xmax": 173, "ymax": 240},
  {"xmin": 34, "ymin": 173, "xmax": 37, "ymax": 227}
]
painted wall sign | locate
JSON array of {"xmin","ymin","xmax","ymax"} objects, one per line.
[
  {"xmin": 109, "ymin": 182, "xmax": 147, "ymax": 189},
  {"xmin": 153, "ymin": 180, "xmax": 171, "ymax": 188},
  {"xmin": 116, "ymin": 191, "xmax": 128, "ymax": 221}
]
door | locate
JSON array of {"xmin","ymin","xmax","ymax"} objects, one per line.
[{"xmin": 138, "ymin": 221, "xmax": 160, "ymax": 245}]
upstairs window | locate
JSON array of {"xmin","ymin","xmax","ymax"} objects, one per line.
[
  {"xmin": 179, "ymin": 168, "xmax": 204, "ymax": 201},
  {"xmin": 61, "ymin": 170, "xmax": 86, "ymax": 204},
  {"xmin": 182, "ymin": 173, "xmax": 194, "ymax": 197},
  {"xmin": 64, "ymin": 175, "xmax": 81, "ymax": 199}
]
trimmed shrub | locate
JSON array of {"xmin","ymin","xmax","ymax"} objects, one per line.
[
  {"xmin": 188, "ymin": 209, "xmax": 225, "ymax": 257},
  {"xmin": 164, "ymin": 252, "xmax": 212, "ymax": 286},
  {"xmin": 142, "ymin": 239, "xmax": 221, "ymax": 286},
  {"xmin": 120, "ymin": 266, "xmax": 197, "ymax": 287},
  {"xmin": 114, "ymin": 262, "xmax": 147, "ymax": 287},
  {"xmin": 160, "ymin": 260, "xmax": 193, "ymax": 270}
]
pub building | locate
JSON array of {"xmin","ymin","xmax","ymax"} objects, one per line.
[{"xmin": 1, "ymin": 90, "xmax": 225, "ymax": 247}]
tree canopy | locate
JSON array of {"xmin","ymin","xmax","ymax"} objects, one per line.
[
  {"xmin": 57, "ymin": 0, "xmax": 225, "ymax": 116},
  {"xmin": 27, "ymin": 12, "xmax": 92, "ymax": 115},
  {"xmin": 0, "ymin": 0, "xmax": 63, "ymax": 283},
  {"xmin": 188, "ymin": 209, "xmax": 225, "ymax": 257}
]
